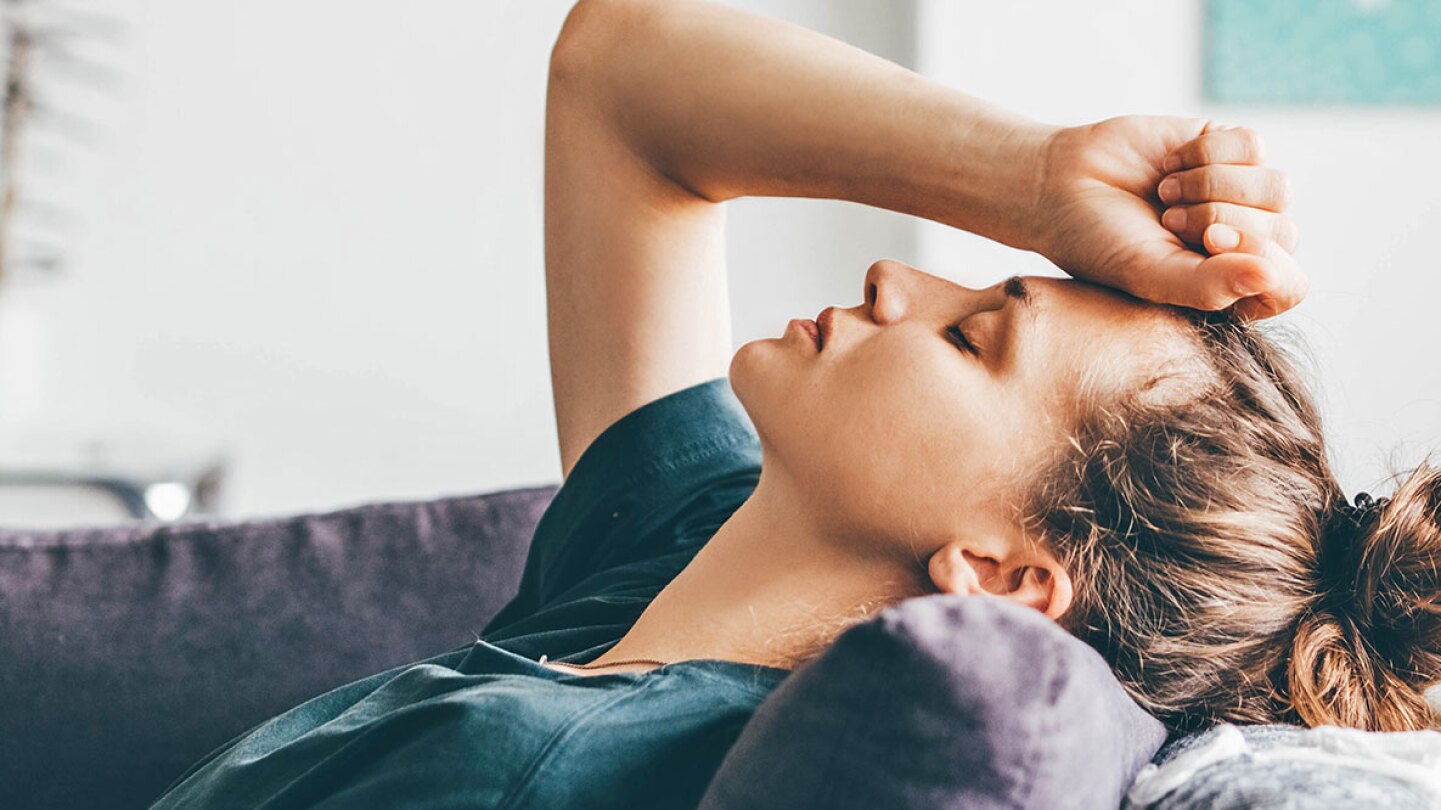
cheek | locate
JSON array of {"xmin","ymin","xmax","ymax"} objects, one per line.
[
  {"xmin": 734, "ymin": 329, "xmax": 1035, "ymax": 541},
  {"xmin": 792, "ymin": 339, "xmax": 993, "ymax": 526},
  {"xmin": 834, "ymin": 342, "xmax": 1054, "ymax": 535},
  {"xmin": 837, "ymin": 337, "xmax": 975, "ymax": 441}
]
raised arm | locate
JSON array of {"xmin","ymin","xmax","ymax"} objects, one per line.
[
  {"xmin": 545, "ymin": 0, "xmax": 1045, "ymax": 476},
  {"xmin": 545, "ymin": 0, "xmax": 1301, "ymax": 476}
]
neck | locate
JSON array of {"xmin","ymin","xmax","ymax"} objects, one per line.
[{"xmin": 595, "ymin": 468, "xmax": 934, "ymax": 669}]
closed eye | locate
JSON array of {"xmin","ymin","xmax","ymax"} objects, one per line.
[{"xmin": 946, "ymin": 324, "xmax": 977, "ymax": 355}]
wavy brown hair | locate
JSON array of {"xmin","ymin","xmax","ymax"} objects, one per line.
[{"xmin": 1025, "ymin": 308, "xmax": 1441, "ymax": 734}]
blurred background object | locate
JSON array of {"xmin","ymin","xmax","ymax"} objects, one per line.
[
  {"xmin": 0, "ymin": 0, "xmax": 205, "ymax": 526},
  {"xmin": 0, "ymin": 0, "xmax": 107, "ymax": 284},
  {"xmin": 0, "ymin": 431, "xmax": 224, "ymax": 524},
  {"xmin": 1206, "ymin": 0, "xmax": 1441, "ymax": 104},
  {"xmin": 0, "ymin": 0, "xmax": 1435, "ymax": 527}
]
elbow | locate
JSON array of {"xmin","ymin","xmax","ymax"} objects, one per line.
[{"xmin": 549, "ymin": 0, "xmax": 642, "ymax": 90}]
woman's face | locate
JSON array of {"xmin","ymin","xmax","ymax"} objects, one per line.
[{"xmin": 730, "ymin": 259, "xmax": 1199, "ymax": 559}]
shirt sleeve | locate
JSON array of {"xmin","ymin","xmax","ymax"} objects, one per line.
[{"xmin": 481, "ymin": 377, "xmax": 761, "ymax": 637}]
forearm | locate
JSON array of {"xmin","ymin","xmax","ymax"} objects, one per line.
[{"xmin": 552, "ymin": 0, "xmax": 1057, "ymax": 251}]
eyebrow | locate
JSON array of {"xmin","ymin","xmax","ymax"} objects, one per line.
[
  {"xmin": 997, "ymin": 275, "xmax": 1035, "ymax": 367},
  {"xmin": 1003, "ymin": 275, "xmax": 1033, "ymax": 310}
]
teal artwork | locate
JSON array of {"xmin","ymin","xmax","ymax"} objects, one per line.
[{"xmin": 1206, "ymin": 0, "xmax": 1441, "ymax": 104}]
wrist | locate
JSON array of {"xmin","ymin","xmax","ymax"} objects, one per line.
[
  {"xmin": 936, "ymin": 111, "xmax": 1060, "ymax": 253},
  {"xmin": 1007, "ymin": 120, "xmax": 1064, "ymax": 254}
]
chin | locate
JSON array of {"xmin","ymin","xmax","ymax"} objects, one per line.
[
  {"xmin": 728, "ymin": 338, "xmax": 789, "ymax": 446},
  {"xmin": 727, "ymin": 337, "xmax": 773, "ymax": 395}
]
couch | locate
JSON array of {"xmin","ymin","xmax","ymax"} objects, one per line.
[{"xmin": 3, "ymin": 485, "xmax": 1436, "ymax": 809}]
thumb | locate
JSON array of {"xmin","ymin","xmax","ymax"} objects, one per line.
[
  {"xmin": 1125, "ymin": 229, "xmax": 1305, "ymax": 318},
  {"xmin": 1200, "ymin": 224, "xmax": 1308, "ymax": 320}
]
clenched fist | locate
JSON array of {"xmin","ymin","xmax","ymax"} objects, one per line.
[{"xmin": 1034, "ymin": 116, "xmax": 1306, "ymax": 321}]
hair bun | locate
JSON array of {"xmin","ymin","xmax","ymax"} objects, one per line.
[
  {"xmin": 1289, "ymin": 464, "xmax": 1441, "ymax": 731},
  {"xmin": 1316, "ymin": 491, "xmax": 1391, "ymax": 628}
]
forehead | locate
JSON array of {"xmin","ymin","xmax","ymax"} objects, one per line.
[
  {"xmin": 1030, "ymin": 275, "xmax": 1169, "ymax": 327},
  {"xmin": 1023, "ymin": 276, "xmax": 1197, "ymax": 397}
]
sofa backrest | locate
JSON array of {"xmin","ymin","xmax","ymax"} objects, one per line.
[{"xmin": 0, "ymin": 485, "xmax": 555, "ymax": 810}]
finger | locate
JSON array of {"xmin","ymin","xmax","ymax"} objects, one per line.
[
  {"xmin": 1161, "ymin": 202, "xmax": 1299, "ymax": 253},
  {"xmin": 1135, "ymin": 244, "xmax": 1218, "ymax": 310},
  {"xmin": 1162, "ymin": 126, "xmax": 1266, "ymax": 172},
  {"xmin": 1199, "ymin": 226, "xmax": 1309, "ymax": 319},
  {"xmin": 1130, "ymin": 230, "xmax": 1307, "ymax": 318},
  {"xmin": 1230, "ymin": 282, "xmax": 1309, "ymax": 322},
  {"xmin": 1157, "ymin": 164, "xmax": 1291, "ymax": 212}
]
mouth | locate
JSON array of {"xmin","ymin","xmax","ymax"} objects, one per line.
[{"xmin": 789, "ymin": 318, "xmax": 821, "ymax": 350}]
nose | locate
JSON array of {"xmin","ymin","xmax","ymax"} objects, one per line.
[{"xmin": 864, "ymin": 258, "xmax": 963, "ymax": 325}]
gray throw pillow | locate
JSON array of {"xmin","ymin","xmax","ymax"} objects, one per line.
[{"xmin": 699, "ymin": 594, "xmax": 1167, "ymax": 810}]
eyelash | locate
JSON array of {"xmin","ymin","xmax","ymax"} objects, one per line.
[{"xmin": 946, "ymin": 324, "xmax": 978, "ymax": 355}]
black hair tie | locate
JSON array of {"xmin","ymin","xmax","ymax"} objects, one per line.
[{"xmin": 1317, "ymin": 490, "xmax": 1390, "ymax": 623}]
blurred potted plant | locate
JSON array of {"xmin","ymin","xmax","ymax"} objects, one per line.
[{"xmin": 0, "ymin": 0, "xmax": 112, "ymax": 428}]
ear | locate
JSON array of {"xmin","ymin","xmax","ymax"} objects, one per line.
[{"xmin": 927, "ymin": 539, "xmax": 1073, "ymax": 621}]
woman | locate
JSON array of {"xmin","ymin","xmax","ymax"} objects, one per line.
[{"xmin": 152, "ymin": 1, "xmax": 1439, "ymax": 807}]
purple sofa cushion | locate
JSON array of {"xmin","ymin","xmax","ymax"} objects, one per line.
[
  {"xmin": 699, "ymin": 593, "xmax": 1168, "ymax": 810},
  {"xmin": 0, "ymin": 485, "xmax": 555, "ymax": 810}
]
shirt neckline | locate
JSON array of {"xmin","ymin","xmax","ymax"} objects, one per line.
[{"xmin": 470, "ymin": 638, "xmax": 792, "ymax": 690}]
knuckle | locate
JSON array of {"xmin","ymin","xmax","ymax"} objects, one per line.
[
  {"xmin": 1271, "ymin": 171, "xmax": 1293, "ymax": 209},
  {"xmin": 1191, "ymin": 136, "xmax": 1214, "ymax": 166},
  {"xmin": 1195, "ymin": 202, "xmax": 1224, "ymax": 229},
  {"xmin": 1191, "ymin": 168, "xmax": 1217, "ymax": 200},
  {"xmin": 1237, "ymin": 127, "xmax": 1265, "ymax": 161}
]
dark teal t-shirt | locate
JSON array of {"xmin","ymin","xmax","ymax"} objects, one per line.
[{"xmin": 149, "ymin": 378, "xmax": 791, "ymax": 810}]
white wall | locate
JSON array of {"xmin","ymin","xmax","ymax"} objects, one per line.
[
  {"xmin": 5, "ymin": 1, "xmax": 1430, "ymax": 524},
  {"xmin": 0, "ymin": 1, "xmax": 917, "ymax": 523},
  {"xmin": 915, "ymin": 0, "xmax": 1441, "ymax": 495}
]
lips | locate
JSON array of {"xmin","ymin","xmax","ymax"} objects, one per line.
[{"xmin": 791, "ymin": 318, "xmax": 821, "ymax": 350}]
